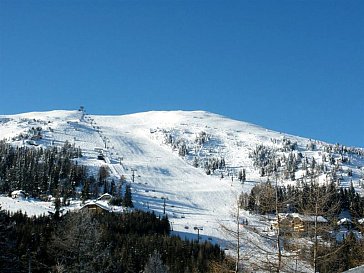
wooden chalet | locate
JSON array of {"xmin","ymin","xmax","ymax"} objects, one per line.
[
  {"xmin": 80, "ymin": 202, "xmax": 111, "ymax": 214},
  {"xmin": 275, "ymin": 213, "xmax": 328, "ymax": 235}
]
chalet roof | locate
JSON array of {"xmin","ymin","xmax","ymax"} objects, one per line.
[
  {"xmin": 282, "ymin": 213, "xmax": 328, "ymax": 223},
  {"xmin": 97, "ymin": 193, "xmax": 113, "ymax": 200},
  {"xmin": 337, "ymin": 218, "xmax": 353, "ymax": 225},
  {"xmin": 11, "ymin": 190, "xmax": 26, "ymax": 195},
  {"xmin": 80, "ymin": 201, "xmax": 111, "ymax": 212},
  {"xmin": 11, "ymin": 190, "xmax": 27, "ymax": 198}
]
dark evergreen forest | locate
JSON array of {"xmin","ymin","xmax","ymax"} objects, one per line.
[
  {"xmin": 0, "ymin": 209, "xmax": 228, "ymax": 273},
  {"xmin": 0, "ymin": 140, "xmax": 84, "ymax": 198}
]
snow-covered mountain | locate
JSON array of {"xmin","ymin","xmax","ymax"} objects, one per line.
[{"xmin": 1, "ymin": 109, "xmax": 363, "ymax": 271}]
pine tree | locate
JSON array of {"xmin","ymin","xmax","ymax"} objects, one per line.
[
  {"xmin": 193, "ymin": 157, "xmax": 199, "ymax": 168},
  {"xmin": 242, "ymin": 169, "xmax": 246, "ymax": 183},
  {"xmin": 238, "ymin": 170, "xmax": 242, "ymax": 182},
  {"xmin": 123, "ymin": 184, "xmax": 133, "ymax": 208},
  {"xmin": 81, "ymin": 179, "xmax": 90, "ymax": 204},
  {"xmin": 53, "ymin": 193, "xmax": 61, "ymax": 220}
]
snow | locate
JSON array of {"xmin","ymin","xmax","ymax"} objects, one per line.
[
  {"xmin": 280, "ymin": 213, "xmax": 328, "ymax": 223},
  {"xmin": 11, "ymin": 190, "xmax": 27, "ymax": 198},
  {"xmin": 342, "ymin": 264, "xmax": 364, "ymax": 273},
  {"xmin": 1, "ymin": 109, "xmax": 363, "ymax": 272},
  {"xmin": 337, "ymin": 218, "xmax": 353, "ymax": 225},
  {"xmin": 0, "ymin": 195, "xmax": 56, "ymax": 216}
]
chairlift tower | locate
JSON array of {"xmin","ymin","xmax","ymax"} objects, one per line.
[
  {"xmin": 193, "ymin": 226, "xmax": 203, "ymax": 243},
  {"xmin": 161, "ymin": 197, "xmax": 168, "ymax": 214},
  {"xmin": 131, "ymin": 169, "xmax": 137, "ymax": 183}
]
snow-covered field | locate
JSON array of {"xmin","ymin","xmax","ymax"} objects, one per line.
[
  {"xmin": 0, "ymin": 195, "xmax": 57, "ymax": 216},
  {"xmin": 1, "ymin": 109, "xmax": 363, "ymax": 272}
]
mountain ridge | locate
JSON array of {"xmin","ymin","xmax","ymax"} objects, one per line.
[{"xmin": 0, "ymin": 109, "xmax": 363, "ymax": 272}]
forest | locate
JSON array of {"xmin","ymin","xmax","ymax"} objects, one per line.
[
  {"xmin": 0, "ymin": 209, "xmax": 228, "ymax": 273},
  {"xmin": 0, "ymin": 141, "xmax": 233, "ymax": 272},
  {"xmin": 0, "ymin": 140, "xmax": 123, "ymax": 204},
  {"xmin": 0, "ymin": 140, "xmax": 84, "ymax": 199},
  {"xmin": 240, "ymin": 180, "xmax": 364, "ymax": 272}
]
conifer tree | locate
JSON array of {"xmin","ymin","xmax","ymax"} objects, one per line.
[
  {"xmin": 123, "ymin": 184, "xmax": 133, "ymax": 207},
  {"xmin": 53, "ymin": 192, "xmax": 61, "ymax": 220}
]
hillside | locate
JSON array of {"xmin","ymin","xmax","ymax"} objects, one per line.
[{"xmin": 1, "ymin": 109, "xmax": 363, "ymax": 271}]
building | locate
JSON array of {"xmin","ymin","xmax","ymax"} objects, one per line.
[
  {"xmin": 11, "ymin": 190, "xmax": 27, "ymax": 199},
  {"xmin": 97, "ymin": 193, "xmax": 113, "ymax": 201},
  {"xmin": 274, "ymin": 213, "xmax": 328, "ymax": 235},
  {"xmin": 338, "ymin": 218, "xmax": 353, "ymax": 229},
  {"xmin": 80, "ymin": 202, "xmax": 111, "ymax": 214}
]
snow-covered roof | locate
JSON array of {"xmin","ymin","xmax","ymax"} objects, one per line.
[
  {"xmin": 11, "ymin": 190, "xmax": 26, "ymax": 194},
  {"xmin": 282, "ymin": 213, "xmax": 328, "ymax": 223},
  {"xmin": 80, "ymin": 201, "xmax": 111, "ymax": 212},
  {"xmin": 97, "ymin": 193, "xmax": 113, "ymax": 200},
  {"xmin": 337, "ymin": 218, "xmax": 353, "ymax": 225},
  {"xmin": 11, "ymin": 190, "xmax": 27, "ymax": 198},
  {"xmin": 358, "ymin": 218, "xmax": 364, "ymax": 225}
]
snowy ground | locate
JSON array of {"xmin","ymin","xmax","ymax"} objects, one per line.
[
  {"xmin": 0, "ymin": 195, "xmax": 56, "ymax": 216},
  {"xmin": 1, "ymin": 109, "xmax": 363, "ymax": 272}
]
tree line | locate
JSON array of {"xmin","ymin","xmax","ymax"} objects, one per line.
[{"xmin": 241, "ymin": 180, "xmax": 364, "ymax": 218}]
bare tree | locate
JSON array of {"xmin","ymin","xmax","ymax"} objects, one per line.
[
  {"xmin": 50, "ymin": 211, "xmax": 105, "ymax": 273},
  {"xmin": 298, "ymin": 176, "xmax": 340, "ymax": 273},
  {"xmin": 239, "ymin": 176, "xmax": 311, "ymax": 273},
  {"xmin": 143, "ymin": 250, "xmax": 169, "ymax": 273},
  {"xmin": 220, "ymin": 198, "xmax": 243, "ymax": 273}
]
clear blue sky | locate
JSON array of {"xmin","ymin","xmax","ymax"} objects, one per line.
[{"xmin": 1, "ymin": 0, "xmax": 363, "ymax": 147}]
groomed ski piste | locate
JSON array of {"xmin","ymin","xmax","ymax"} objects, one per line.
[{"xmin": 1, "ymin": 109, "xmax": 363, "ymax": 272}]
